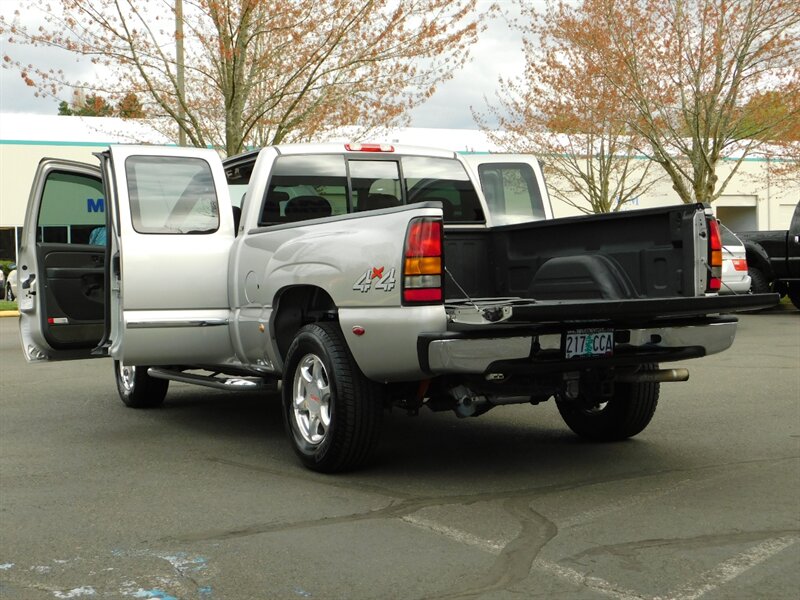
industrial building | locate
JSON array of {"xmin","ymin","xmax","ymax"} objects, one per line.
[{"xmin": 1, "ymin": 113, "xmax": 797, "ymax": 264}]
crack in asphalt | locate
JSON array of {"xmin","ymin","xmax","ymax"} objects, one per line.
[
  {"xmin": 160, "ymin": 454, "xmax": 798, "ymax": 545},
  {"xmin": 566, "ymin": 529, "xmax": 800, "ymax": 562},
  {"xmin": 418, "ymin": 497, "xmax": 559, "ymax": 600},
  {"xmin": 149, "ymin": 454, "xmax": 800, "ymax": 599}
]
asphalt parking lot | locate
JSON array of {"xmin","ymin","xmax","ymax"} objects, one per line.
[{"xmin": 0, "ymin": 309, "xmax": 798, "ymax": 600}]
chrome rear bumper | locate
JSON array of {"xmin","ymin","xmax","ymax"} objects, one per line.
[{"xmin": 423, "ymin": 320, "xmax": 737, "ymax": 375}]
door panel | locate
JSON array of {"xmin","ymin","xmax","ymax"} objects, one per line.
[
  {"xmin": 104, "ymin": 146, "xmax": 234, "ymax": 365},
  {"xmin": 19, "ymin": 160, "xmax": 106, "ymax": 361},
  {"xmin": 38, "ymin": 246, "xmax": 105, "ymax": 347}
]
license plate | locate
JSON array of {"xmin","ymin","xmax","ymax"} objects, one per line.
[{"xmin": 564, "ymin": 329, "xmax": 614, "ymax": 359}]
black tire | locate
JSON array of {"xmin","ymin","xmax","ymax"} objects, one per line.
[
  {"xmin": 114, "ymin": 360, "xmax": 169, "ymax": 408},
  {"xmin": 787, "ymin": 284, "xmax": 800, "ymax": 310},
  {"xmin": 748, "ymin": 267, "xmax": 771, "ymax": 295},
  {"xmin": 282, "ymin": 322, "xmax": 383, "ymax": 473},
  {"xmin": 556, "ymin": 366, "xmax": 660, "ymax": 441},
  {"xmin": 5, "ymin": 283, "xmax": 14, "ymax": 302}
]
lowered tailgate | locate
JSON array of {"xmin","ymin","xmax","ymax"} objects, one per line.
[{"xmin": 416, "ymin": 293, "xmax": 779, "ymax": 376}]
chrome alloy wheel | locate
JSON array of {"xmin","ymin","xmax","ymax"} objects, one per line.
[
  {"xmin": 118, "ymin": 363, "xmax": 136, "ymax": 392},
  {"xmin": 581, "ymin": 400, "xmax": 609, "ymax": 414},
  {"xmin": 292, "ymin": 353, "xmax": 331, "ymax": 446}
]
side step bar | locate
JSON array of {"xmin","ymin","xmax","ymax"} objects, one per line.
[{"xmin": 147, "ymin": 367, "xmax": 280, "ymax": 392}]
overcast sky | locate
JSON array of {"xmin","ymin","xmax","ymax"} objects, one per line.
[{"xmin": 0, "ymin": 0, "xmax": 526, "ymax": 130}]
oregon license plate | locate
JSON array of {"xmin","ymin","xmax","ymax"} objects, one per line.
[{"xmin": 564, "ymin": 329, "xmax": 614, "ymax": 359}]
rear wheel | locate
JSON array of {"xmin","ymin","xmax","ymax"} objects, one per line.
[
  {"xmin": 748, "ymin": 267, "xmax": 770, "ymax": 294},
  {"xmin": 787, "ymin": 284, "xmax": 800, "ymax": 310},
  {"xmin": 114, "ymin": 361, "xmax": 169, "ymax": 408},
  {"xmin": 556, "ymin": 367, "xmax": 660, "ymax": 441},
  {"xmin": 282, "ymin": 322, "xmax": 383, "ymax": 473}
]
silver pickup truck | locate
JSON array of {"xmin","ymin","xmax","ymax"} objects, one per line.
[{"xmin": 17, "ymin": 143, "xmax": 776, "ymax": 471}]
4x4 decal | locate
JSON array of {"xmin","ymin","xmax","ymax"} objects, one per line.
[{"xmin": 353, "ymin": 266, "xmax": 397, "ymax": 293}]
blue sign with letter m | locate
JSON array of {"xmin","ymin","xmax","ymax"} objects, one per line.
[{"xmin": 87, "ymin": 198, "xmax": 105, "ymax": 213}]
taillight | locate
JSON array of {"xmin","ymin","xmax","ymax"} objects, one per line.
[
  {"xmin": 403, "ymin": 217, "xmax": 443, "ymax": 304},
  {"xmin": 731, "ymin": 258, "xmax": 748, "ymax": 271},
  {"xmin": 707, "ymin": 218, "xmax": 722, "ymax": 292}
]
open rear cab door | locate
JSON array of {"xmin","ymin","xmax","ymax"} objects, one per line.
[
  {"xmin": 19, "ymin": 146, "xmax": 235, "ymax": 366},
  {"xmin": 18, "ymin": 159, "xmax": 107, "ymax": 361}
]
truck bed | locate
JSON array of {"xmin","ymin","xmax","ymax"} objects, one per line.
[{"xmin": 445, "ymin": 204, "xmax": 707, "ymax": 301}]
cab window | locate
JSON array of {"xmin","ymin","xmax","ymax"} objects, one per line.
[
  {"xmin": 477, "ymin": 163, "xmax": 545, "ymax": 224},
  {"xmin": 404, "ymin": 157, "xmax": 484, "ymax": 223},
  {"xmin": 36, "ymin": 172, "xmax": 105, "ymax": 244},
  {"xmin": 259, "ymin": 155, "xmax": 347, "ymax": 225},
  {"xmin": 349, "ymin": 160, "xmax": 402, "ymax": 212},
  {"xmin": 125, "ymin": 156, "xmax": 220, "ymax": 234}
]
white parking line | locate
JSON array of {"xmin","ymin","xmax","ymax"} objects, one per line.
[
  {"xmin": 400, "ymin": 515, "xmax": 645, "ymax": 599},
  {"xmin": 399, "ymin": 515, "xmax": 797, "ymax": 600},
  {"xmin": 400, "ymin": 515, "xmax": 506, "ymax": 554},
  {"xmin": 658, "ymin": 536, "xmax": 798, "ymax": 600},
  {"xmin": 532, "ymin": 559, "xmax": 649, "ymax": 600}
]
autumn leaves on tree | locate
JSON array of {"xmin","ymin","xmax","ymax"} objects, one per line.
[
  {"xmin": 481, "ymin": 0, "xmax": 799, "ymax": 209},
  {"xmin": 1, "ymin": 0, "xmax": 486, "ymax": 156}
]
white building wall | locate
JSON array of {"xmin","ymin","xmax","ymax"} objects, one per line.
[
  {"xmin": 1, "ymin": 118, "xmax": 797, "ymax": 231},
  {"xmin": 0, "ymin": 113, "xmax": 170, "ymax": 227},
  {"xmin": 533, "ymin": 156, "xmax": 798, "ymax": 231},
  {"xmin": 0, "ymin": 143, "xmax": 112, "ymax": 227}
]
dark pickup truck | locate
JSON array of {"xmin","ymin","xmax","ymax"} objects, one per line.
[{"xmin": 737, "ymin": 201, "xmax": 800, "ymax": 309}]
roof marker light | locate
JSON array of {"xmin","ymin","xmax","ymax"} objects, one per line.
[{"xmin": 345, "ymin": 143, "xmax": 395, "ymax": 152}]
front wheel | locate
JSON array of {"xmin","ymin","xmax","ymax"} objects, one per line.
[
  {"xmin": 114, "ymin": 361, "xmax": 169, "ymax": 408},
  {"xmin": 282, "ymin": 322, "xmax": 383, "ymax": 473},
  {"xmin": 556, "ymin": 367, "xmax": 660, "ymax": 441}
]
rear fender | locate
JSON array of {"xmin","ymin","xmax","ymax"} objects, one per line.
[{"xmin": 743, "ymin": 241, "xmax": 773, "ymax": 277}]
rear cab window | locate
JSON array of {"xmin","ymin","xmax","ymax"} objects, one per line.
[
  {"xmin": 234, "ymin": 151, "xmax": 485, "ymax": 227},
  {"xmin": 477, "ymin": 163, "xmax": 546, "ymax": 225},
  {"xmin": 404, "ymin": 157, "xmax": 483, "ymax": 223}
]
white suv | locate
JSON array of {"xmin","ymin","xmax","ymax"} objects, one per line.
[
  {"xmin": 4, "ymin": 267, "xmax": 17, "ymax": 302},
  {"xmin": 719, "ymin": 223, "xmax": 751, "ymax": 294}
]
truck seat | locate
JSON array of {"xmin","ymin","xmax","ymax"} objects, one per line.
[
  {"xmin": 260, "ymin": 190, "xmax": 288, "ymax": 224},
  {"xmin": 284, "ymin": 195, "xmax": 332, "ymax": 222}
]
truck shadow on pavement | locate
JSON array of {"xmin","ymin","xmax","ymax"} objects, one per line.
[{"xmin": 143, "ymin": 385, "xmax": 687, "ymax": 484}]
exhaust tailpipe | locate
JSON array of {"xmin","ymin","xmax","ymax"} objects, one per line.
[{"xmin": 617, "ymin": 368, "xmax": 690, "ymax": 383}]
